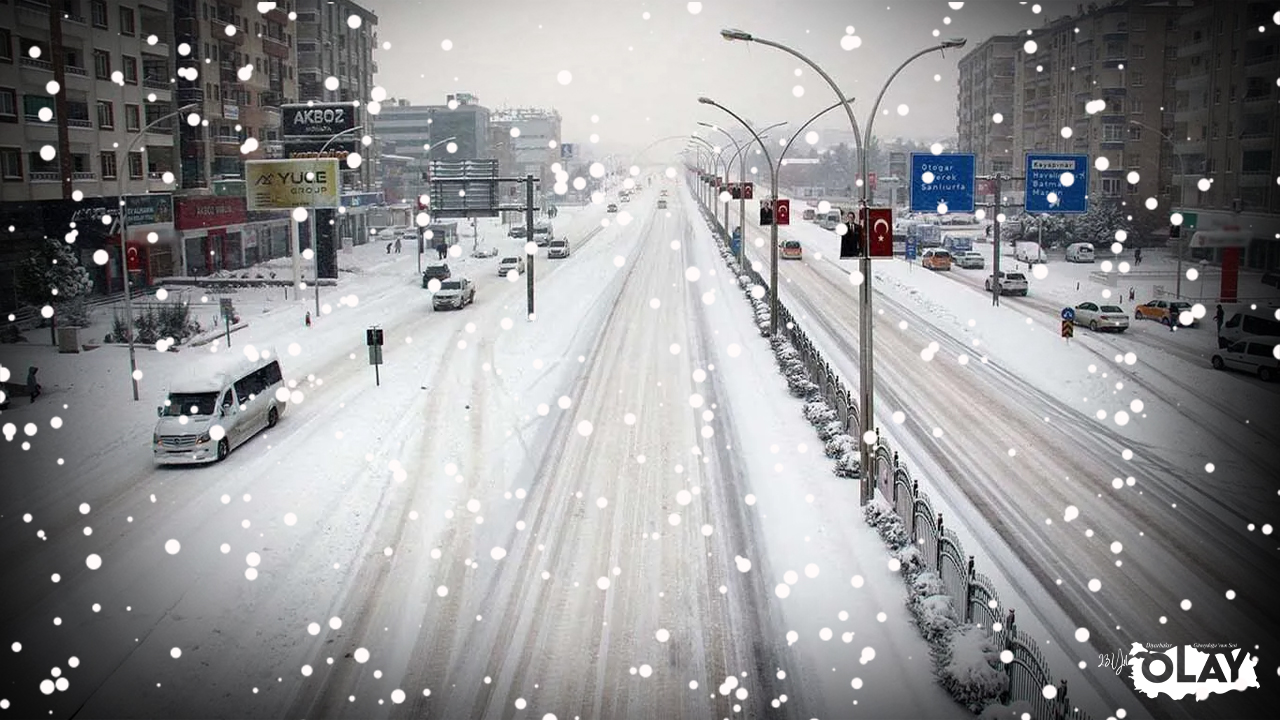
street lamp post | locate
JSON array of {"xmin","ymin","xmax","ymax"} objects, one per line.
[
  {"xmin": 697, "ymin": 97, "xmax": 780, "ymax": 338},
  {"xmin": 688, "ymin": 136, "xmax": 723, "ymax": 210},
  {"xmin": 701, "ymin": 121, "xmax": 787, "ymax": 266},
  {"xmin": 690, "ymin": 135, "xmax": 730, "ymax": 231},
  {"xmin": 1130, "ymin": 119, "xmax": 1190, "ymax": 298},
  {"xmin": 115, "ymin": 102, "xmax": 199, "ymax": 401},
  {"xmin": 720, "ymin": 28, "xmax": 966, "ymax": 504}
]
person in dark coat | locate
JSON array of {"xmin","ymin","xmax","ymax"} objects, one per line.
[
  {"xmin": 1215, "ymin": 304, "xmax": 1225, "ymax": 332},
  {"xmin": 26, "ymin": 366, "xmax": 40, "ymax": 402}
]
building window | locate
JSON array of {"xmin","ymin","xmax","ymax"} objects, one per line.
[
  {"xmin": 92, "ymin": 0, "xmax": 109, "ymax": 29},
  {"xmin": 1131, "ymin": 71, "xmax": 1144, "ymax": 87},
  {"xmin": 28, "ymin": 151, "xmax": 56, "ymax": 173},
  {"xmin": 1127, "ymin": 125, "xmax": 1142, "ymax": 141},
  {"xmin": 1132, "ymin": 44, "xmax": 1144, "ymax": 58},
  {"xmin": 94, "ymin": 49, "xmax": 111, "ymax": 80},
  {"xmin": 120, "ymin": 7, "xmax": 136, "ymax": 36},
  {"xmin": 1102, "ymin": 124, "xmax": 1124, "ymax": 142},
  {"xmin": 1129, "ymin": 97, "xmax": 1143, "ymax": 114},
  {"xmin": 100, "ymin": 151, "xmax": 117, "ymax": 179},
  {"xmin": 97, "ymin": 100, "xmax": 114, "ymax": 129},
  {"xmin": 0, "ymin": 29, "xmax": 12, "ymax": 64},
  {"xmin": 23, "ymin": 95, "xmax": 54, "ymax": 120},
  {"xmin": 128, "ymin": 152, "xmax": 144, "ymax": 179},
  {"xmin": 0, "ymin": 88, "xmax": 16, "ymax": 121},
  {"xmin": 123, "ymin": 56, "xmax": 138, "ymax": 84},
  {"xmin": 125, "ymin": 103, "xmax": 141, "ymax": 132},
  {"xmin": 1100, "ymin": 177, "xmax": 1121, "ymax": 196},
  {"xmin": 0, "ymin": 147, "xmax": 21, "ymax": 180}
]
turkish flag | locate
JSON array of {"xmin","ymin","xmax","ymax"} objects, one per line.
[
  {"xmin": 863, "ymin": 207, "xmax": 893, "ymax": 258},
  {"xmin": 775, "ymin": 199, "xmax": 790, "ymax": 226}
]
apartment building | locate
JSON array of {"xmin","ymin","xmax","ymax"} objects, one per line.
[
  {"xmin": 1, "ymin": 0, "xmax": 176, "ymax": 202},
  {"xmin": 956, "ymin": 34, "xmax": 1018, "ymax": 189},
  {"xmin": 488, "ymin": 106, "xmax": 562, "ymax": 190},
  {"xmin": 1170, "ymin": 0, "xmax": 1280, "ymax": 270}
]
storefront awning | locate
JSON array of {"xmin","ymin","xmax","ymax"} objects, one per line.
[{"xmin": 1189, "ymin": 230, "xmax": 1251, "ymax": 249}]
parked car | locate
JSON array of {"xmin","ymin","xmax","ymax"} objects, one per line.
[
  {"xmin": 432, "ymin": 278, "xmax": 476, "ymax": 310},
  {"xmin": 607, "ymin": 203, "xmax": 619, "ymax": 213},
  {"xmin": 1218, "ymin": 305, "xmax": 1280, "ymax": 347},
  {"xmin": 1015, "ymin": 242, "xmax": 1046, "ymax": 264},
  {"xmin": 1065, "ymin": 242, "xmax": 1095, "ymax": 263},
  {"xmin": 509, "ymin": 225, "xmax": 527, "ymax": 238},
  {"xmin": 1134, "ymin": 300, "xmax": 1197, "ymax": 327},
  {"xmin": 920, "ymin": 248, "xmax": 953, "ymax": 271},
  {"xmin": 780, "ymin": 239, "xmax": 803, "ymax": 260},
  {"xmin": 471, "ymin": 246, "xmax": 498, "ymax": 259},
  {"xmin": 547, "ymin": 238, "xmax": 570, "ymax": 259},
  {"xmin": 498, "ymin": 256, "xmax": 526, "ymax": 276},
  {"xmin": 1210, "ymin": 336, "xmax": 1280, "ymax": 381},
  {"xmin": 985, "ymin": 271, "xmax": 1029, "ymax": 295},
  {"xmin": 657, "ymin": 200, "xmax": 668, "ymax": 209},
  {"xmin": 1072, "ymin": 302, "xmax": 1129, "ymax": 332},
  {"xmin": 954, "ymin": 251, "xmax": 985, "ymax": 269},
  {"xmin": 422, "ymin": 264, "xmax": 451, "ymax": 287}
]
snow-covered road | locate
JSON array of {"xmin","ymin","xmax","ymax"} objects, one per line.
[
  {"xmin": 0, "ymin": 183, "xmax": 963, "ymax": 719},
  {"xmin": 732, "ymin": 205, "xmax": 1280, "ymax": 720}
]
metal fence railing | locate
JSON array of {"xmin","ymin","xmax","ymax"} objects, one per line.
[{"xmin": 691, "ymin": 190, "xmax": 1092, "ymax": 720}]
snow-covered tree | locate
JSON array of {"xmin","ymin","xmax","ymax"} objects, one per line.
[
  {"xmin": 1072, "ymin": 200, "xmax": 1133, "ymax": 246},
  {"xmin": 18, "ymin": 235, "xmax": 94, "ymax": 326}
]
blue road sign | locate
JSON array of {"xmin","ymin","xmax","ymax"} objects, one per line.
[
  {"xmin": 1025, "ymin": 153, "xmax": 1089, "ymax": 214},
  {"xmin": 1061, "ymin": 307, "xmax": 1075, "ymax": 321},
  {"xmin": 905, "ymin": 239, "xmax": 917, "ymax": 261},
  {"xmin": 910, "ymin": 153, "xmax": 976, "ymax": 214}
]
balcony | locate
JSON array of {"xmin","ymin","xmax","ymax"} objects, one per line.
[
  {"xmin": 147, "ymin": 172, "xmax": 174, "ymax": 191},
  {"xmin": 211, "ymin": 18, "xmax": 246, "ymax": 46},
  {"xmin": 177, "ymin": 87, "xmax": 205, "ymax": 104},
  {"xmin": 144, "ymin": 76, "xmax": 172, "ymax": 91},
  {"xmin": 262, "ymin": 35, "xmax": 290, "ymax": 59},
  {"xmin": 71, "ymin": 171, "xmax": 96, "ymax": 181},
  {"xmin": 30, "ymin": 171, "xmax": 61, "ymax": 183},
  {"xmin": 1178, "ymin": 40, "xmax": 1211, "ymax": 59},
  {"xmin": 67, "ymin": 118, "xmax": 93, "ymax": 129},
  {"xmin": 1243, "ymin": 52, "xmax": 1278, "ymax": 69},
  {"xmin": 1175, "ymin": 73, "xmax": 1209, "ymax": 91}
]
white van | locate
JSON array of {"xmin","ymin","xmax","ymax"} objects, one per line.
[
  {"xmin": 1015, "ymin": 242, "xmax": 1046, "ymax": 264},
  {"xmin": 1218, "ymin": 305, "xmax": 1280, "ymax": 348},
  {"xmin": 817, "ymin": 210, "xmax": 841, "ymax": 231},
  {"xmin": 1210, "ymin": 336, "xmax": 1280, "ymax": 382},
  {"xmin": 153, "ymin": 353, "xmax": 287, "ymax": 465},
  {"xmin": 1065, "ymin": 242, "xmax": 1095, "ymax": 263}
]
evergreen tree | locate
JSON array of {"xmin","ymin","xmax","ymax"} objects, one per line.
[
  {"xmin": 17, "ymin": 235, "xmax": 94, "ymax": 326},
  {"xmin": 1073, "ymin": 200, "xmax": 1133, "ymax": 247}
]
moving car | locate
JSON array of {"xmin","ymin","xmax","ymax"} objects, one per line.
[
  {"xmin": 607, "ymin": 203, "xmax": 619, "ymax": 213},
  {"xmin": 954, "ymin": 250, "xmax": 985, "ymax": 269},
  {"xmin": 942, "ymin": 234, "xmax": 973, "ymax": 255},
  {"xmin": 153, "ymin": 354, "xmax": 287, "ymax": 464},
  {"xmin": 432, "ymin": 278, "xmax": 476, "ymax": 310},
  {"xmin": 422, "ymin": 263, "xmax": 451, "ymax": 287},
  {"xmin": 657, "ymin": 200, "xmax": 668, "ymax": 209},
  {"xmin": 1072, "ymin": 302, "xmax": 1129, "ymax": 332},
  {"xmin": 532, "ymin": 221, "xmax": 554, "ymax": 246},
  {"xmin": 498, "ymin": 256, "xmax": 526, "ymax": 276},
  {"xmin": 802, "ymin": 208, "xmax": 816, "ymax": 222},
  {"xmin": 817, "ymin": 210, "xmax": 841, "ymax": 231},
  {"xmin": 1218, "ymin": 305, "xmax": 1280, "ymax": 347},
  {"xmin": 509, "ymin": 225, "xmax": 527, "ymax": 238},
  {"xmin": 1134, "ymin": 299, "xmax": 1197, "ymax": 327},
  {"xmin": 985, "ymin": 271, "xmax": 1029, "ymax": 295},
  {"xmin": 471, "ymin": 246, "xmax": 498, "ymax": 259},
  {"xmin": 920, "ymin": 248, "xmax": 953, "ymax": 271},
  {"xmin": 1210, "ymin": 337, "xmax": 1280, "ymax": 381},
  {"xmin": 1065, "ymin": 242, "xmax": 1095, "ymax": 263},
  {"xmin": 780, "ymin": 239, "xmax": 803, "ymax": 260},
  {"xmin": 547, "ymin": 238, "xmax": 570, "ymax": 259}
]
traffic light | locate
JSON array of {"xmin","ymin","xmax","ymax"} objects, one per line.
[{"xmin": 1170, "ymin": 223, "xmax": 1181, "ymax": 239}]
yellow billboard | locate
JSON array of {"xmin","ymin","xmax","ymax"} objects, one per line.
[{"xmin": 245, "ymin": 159, "xmax": 341, "ymax": 210}]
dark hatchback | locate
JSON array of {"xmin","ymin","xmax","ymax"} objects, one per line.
[{"xmin": 422, "ymin": 264, "xmax": 451, "ymax": 287}]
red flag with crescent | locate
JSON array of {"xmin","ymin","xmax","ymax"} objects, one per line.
[{"xmin": 864, "ymin": 207, "xmax": 893, "ymax": 258}]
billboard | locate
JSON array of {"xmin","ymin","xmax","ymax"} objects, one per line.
[
  {"xmin": 281, "ymin": 102, "xmax": 360, "ymax": 139},
  {"xmin": 245, "ymin": 159, "xmax": 342, "ymax": 210}
]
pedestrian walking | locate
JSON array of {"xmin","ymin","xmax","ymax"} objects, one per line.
[
  {"xmin": 1128, "ymin": 286, "xmax": 1135, "ymax": 302},
  {"xmin": 26, "ymin": 366, "xmax": 40, "ymax": 403},
  {"xmin": 394, "ymin": 237, "xmax": 402, "ymax": 253},
  {"xmin": 386, "ymin": 242, "xmax": 393, "ymax": 254},
  {"xmin": 1134, "ymin": 247, "xmax": 1143, "ymax": 266},
  {"xmin": 1214, "ymin": 304, "xmax": 1224, "ymax": 332},
  {"xmin": 305, "ymin": 311, "xmax": 312, "ymax": 328}
]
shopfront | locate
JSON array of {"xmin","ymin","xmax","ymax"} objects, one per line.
[
  {"xmin": 340, "ymin": 191, "xmax": 384, "ymax": 247},
  {"xmin": 175, "ymin": 196, "xmax": 247, "ymax": 276}
]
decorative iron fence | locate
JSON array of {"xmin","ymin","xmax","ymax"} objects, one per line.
[{"xmin": 691, "ymin": 190, "xmax": 1094, "ymax": 720}]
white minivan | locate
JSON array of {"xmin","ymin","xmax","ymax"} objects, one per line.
[
  {"xmin": 153, "ymin": 353, "xmax": 287, "ymax": 464},
  {"xmin": 1210, "ymin": 336, "xmax": 1280, "ymax": 382},
  {"xmin": 1065, "ymin": 242, "xmax": 1095, "ymax": 263},
  {"xmin": 1218, "ymin": 305, "xmax": 1280, "ymax": 348}
]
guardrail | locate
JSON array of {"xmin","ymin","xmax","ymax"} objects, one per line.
[{"xmin": 690, "ymin": 183, "xmax": 1093, "ymax": 720}]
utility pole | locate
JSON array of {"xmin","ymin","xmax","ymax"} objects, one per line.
[
  {"xmin": 525, "ymin": 173, "xmax": 535, "ymax": 319},
  {"xmin": 991, "ymin": 174, "xmax": 1004, "ymax": 307}
]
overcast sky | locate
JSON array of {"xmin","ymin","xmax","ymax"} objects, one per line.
[{"xmin": 364, "ymin": 0, "xmax": 1082, "ymax": 157}]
